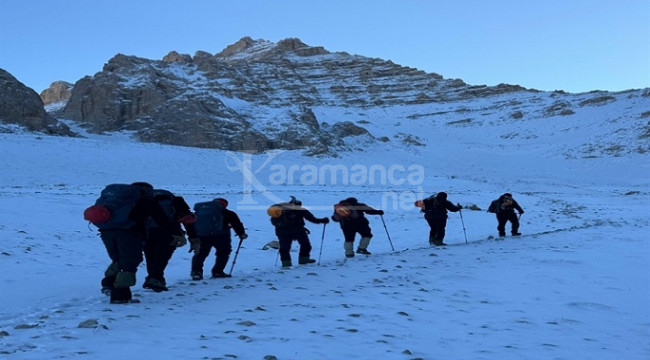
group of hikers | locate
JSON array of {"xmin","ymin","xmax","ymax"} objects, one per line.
[{"xmin": 83, "ymin": 182, "xmax": 524, "ymax": 304}]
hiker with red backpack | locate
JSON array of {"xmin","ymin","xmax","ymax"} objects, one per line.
[
  {"xmin": 415, "ymin": 192, "xmax": 462, "ymax": 246},
  {"xmin": 84, "ymin": 182, "xmax": 185, "ymax": 304},
  {"xmin": 331, "ymin": 197, "xmax": 384, "ymax": 258},
  {"xmin": 488, "ymin": 193, "xmax": 525, "ymax": 237},
  {"xmin": 268, "ymin": 196, "xmax": 329, "ymax": 267},
  {"xmin": 189, "ymin": 198, "xmax": 248, "ymax": 280},
  {"xmin": 142, "ymin": 189, "xmax": 198, "ymax": 292}
]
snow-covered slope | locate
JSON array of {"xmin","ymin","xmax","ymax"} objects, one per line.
[{"xmin": 0, "ymin": 100, "xmax": 648, "ymax": 359}]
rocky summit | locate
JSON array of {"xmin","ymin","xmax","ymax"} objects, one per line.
[{"xmin": 3, "ymin": 37, "xmax": 649, "ymax": 155}]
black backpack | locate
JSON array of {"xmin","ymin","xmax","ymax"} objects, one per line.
[
  {"xmin": 422, "ymin": 195, "xmax": 440, "ymax": 213},
  {"xmin": 147, "ymin": 189, "xmax": 176, "ymax": 228},
  {"xmin": 84, "ymin": 184, "xmax": 142, "ymax": 229},
  {"xmin": 269, "ymin": 203, "xmax": 302, "ymax": 229},
  {"xmin": 194, "ymin": 200, "xmax": 228, "ymax": 236},
  {"xmin": 487, "ymin": 199, "xmax": 500, "ymax": 213}
]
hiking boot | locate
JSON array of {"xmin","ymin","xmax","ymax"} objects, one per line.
[
  {"xmin": 356, "ymin": 248, "xmax": 371, "ymax": 255},
  {"xmin": 110, "ymin": 287, "xmax": 139, "ymax": 304},
  {"xmin": 191, "ymin": 272, "xmax": 203, "ymax": 281},
  {"xmin": 143, "ymin": 278, "xmax": 169, "ymax": 292},
  {"xmin": 512, "ymin": 232, "xmax": 522, "ymax": 236},
  {"xmin": 211, "ymin": 271, "xmax": 232, "ymax": 278},
  {"xmin": 433, "ymin": 242, "xmax": 448, "ymax": 246},
  {"xmin": 345, "ymin": 253, "xmax": 355, "ymax": 258},
  {"xmin": 498, "ymin": 232, "xmax": 506, "ymax": 237},
  {"xmin": 298, "ymin": 256, "xmax": 316, "ymax": 264},
  {"xmin": 281, "ymin": 260, "xmax": 292, "ymax": 268}
]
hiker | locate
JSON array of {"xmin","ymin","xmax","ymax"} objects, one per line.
[
  {"xmin": 268, "ymin": 196, "xmax": 329, "ymax": 267},
  {"xmin": 416, "ymin": 192, "xmax": 462, "ymax": 246},
  {"xmin": 489, "ymin": 193, "xmax": 525, "ymax": 237},
  {"xmin": 85, "ymin": 182, "xmax": 185, "ymax": 304},
  {"xmin": 331, "ymin": 197, "xmax": 384, "ymax": 258},
  {"xmin": 190, "ymin": 198, "xmax": 247, "ymax": 280},
  {"xmin": 142, "ymin": 189, "xmax": 198, "ymax": 292}
]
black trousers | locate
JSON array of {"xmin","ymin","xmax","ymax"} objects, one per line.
[
  {"xmin": 341, "ymin": 222, "xmax": 373, "ymax": 243},
  {"xmin": 425, "ymin": 215, "xmax": 448, "ymax": 242},
  {"xmin": 276, "ymin": 229, "xmax": 312, "ymax": 262},
  {"xmin": 497, "ymin": 212, "xmax": 519, "ymax": 234},
  {"xmin": 191, "ymin": 235, "xmax": 232, "ymax": 275},
  {"xmin": 100, "ymin": 229, "xmax": 144, "ymax": 273},
  {"xmin": 143, "ymin": 227, "xmax": 176, "ymax": 283},
  {"xmin": 100, "ymin": 229, "xmax": 144, "ymax": 288}
]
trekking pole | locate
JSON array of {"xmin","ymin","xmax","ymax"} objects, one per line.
[
  {"xmin": 275, "ymin": 250, "xmax": 279, "ymax": 266},
  {"xmin": 458, "ymin": 209, "xmax": 468, "ymax": 244},
  {"xmin": 380, "ymin": 215, "xmax": 395, "ymax": 251},
  {"xmin": 229, "ymin": 237, "xmax": 244, "ymax": 276},
  {"xmin": 317, "ymin": 223, "xmax": 327, "ymax": 265}
]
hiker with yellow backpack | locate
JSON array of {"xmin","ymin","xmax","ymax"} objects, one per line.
[{"xmin": 267, "ymin": 197, "xmax": 329, "ymax": 267}]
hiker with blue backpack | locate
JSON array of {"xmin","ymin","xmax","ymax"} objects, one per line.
[
  {"xmin": 267, "ymin": 196, "xmax": 329, "ymax": 267},
  {"xmin": 190, "ymin": 198, "xmax": 248, "ymax": 280},
  {"xmin": 142, "ymin": 189, "xmax": 198, "ymax": 292},
  {"xmin": 83, "ymin": 182, "xmax": 186, "ymax": 304},
  {"xmin": 488, "ymin": 193, "xmax": 525, "ymax": 237}
]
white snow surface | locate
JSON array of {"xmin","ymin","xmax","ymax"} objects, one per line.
[{"xmin": 0, "ymin": 106, "xmax": 649, "ymax": 359}]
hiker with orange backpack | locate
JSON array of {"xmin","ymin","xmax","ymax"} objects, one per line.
[
  {"xmin": 268, "ymin": 196, "xmax": 329, "ymax": 267},
  {"xmin": 331, "ymin": 197, "xmax": 384, "ymax": 258},
  {"xmin": 415, "ymin": 192, "xmax": 462, "ymax": 246}
]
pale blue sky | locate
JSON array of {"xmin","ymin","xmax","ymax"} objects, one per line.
[{"xmin": 1, "ymin": 0, "xmax": 648, "ymax": 93}]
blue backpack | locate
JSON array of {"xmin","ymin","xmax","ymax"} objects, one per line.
[
  {"xmin": 193, "ymin": 200, "xmax": 227, "ymax": 236},
  {"xmin": 85, "ymin": 184, "xmax": 142, "ymax": 229}
]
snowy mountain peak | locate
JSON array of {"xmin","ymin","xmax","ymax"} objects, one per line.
[{"xmin": 216, "ymin": 36, "xmax": 329, "ymax": 60}]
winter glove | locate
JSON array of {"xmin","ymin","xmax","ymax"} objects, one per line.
[
  {"xmin": 519, "ymin": 210, "xmax": 525, "ymax": 214},
  {"xmin": 171, "ymin": 234, "xmax": 187, "ymax": 247},
  {"xmin": 304, "ymin": 227, "xmax": 311, "ymax": 234},
  {"xmin": 238, "ymin": 233, "xmax": 248, "ymax": 240},
  {"xmin": 377, "ymin": 210, "xmax": 385, "ymax": 216},
  {"xmin": 457, "ymin": 203, "xmax": 463, "ymax": 209},
  {"xmin": 321, "ymin": 217, "xmax": 330, "ymax": 224},
  {"xmin": 188, "ymin": 237, "xmax": 201, "ymax": 253}
]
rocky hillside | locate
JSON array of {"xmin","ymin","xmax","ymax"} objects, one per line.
[
  {"xmin": 58, "ymin": 37, "xmax": 648, "ymax": 155},
  {"xmin": 4, "ymin": 37, "xmax": 648, "ymax": 155},
  {"xmin": 0, "ymin": 69, "xmax": 73, "ymax": 135}
]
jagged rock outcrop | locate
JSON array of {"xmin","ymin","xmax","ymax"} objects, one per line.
[
  {"xmin": 40, "ymin": 81, "xmax": 73, "ymax": 105},
  {"xmin": 58, "ymin": 37, "xmax": 648, "ymax": 155},
  {"xmin": 0, "ymin": 69, "xmax": 74, "ymax": 135}
]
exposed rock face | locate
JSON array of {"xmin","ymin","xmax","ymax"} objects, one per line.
[
  {"xmin": 58, "ymin": 36, "xmax": 648, "ymax": 155},
  {"xmin": 40, "ymin": 81, "xmax": 73, "ymax": 105},
  {"xmin": 0, "ymin": 69, "xmax": 74, "ymax": 135}
]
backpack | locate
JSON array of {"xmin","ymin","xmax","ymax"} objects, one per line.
[
  {"xmin": 487, "ymin": 199, "xmax": 500, "ymax": 213},
  {"xmin": 422, "ymin": 195, "xmax": 440, "ymax": 213},
  {"xmin": 332, "ymin": 201, "xmax": 359, "ymax": 223},
  {"xmin": 84, "ymin": 184, "xmax": 142, "ymax": 229},
  {"xmin": 193, "ymin": 200, "xmax": 227, "ymax": 236},
  {"xmin": 269, "ymin": 202, "xmax": 302, "ymax": 229},
  {"xmin": 147, "ymin": 189, "xmax": 176, "ymax": 228}
]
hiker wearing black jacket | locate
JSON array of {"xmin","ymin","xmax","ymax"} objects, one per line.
[
  {"xmin": 269, "ymin": 197, "xmax": 329, "ymax": 267},
  {"xmin": 494, "ymin": 193, "xmax": 525, "ymax": 237},
  {"xmin": 190, "ymin": 198, "xmax": 247, "ymax": 280},
  {"xmin": 418, "ymin": 192, "xmax": 462, "ymax": 246},
  {"xmin": 99, "ymin": 182, "xmax": 185, "ymax": 304},
  {"xmin": 143, "ymin": 190, "xmax": 198, "ymax": 292},
  {"xmin": 331, "ymin": 197, "xmax": 384, "ymax": 258}
]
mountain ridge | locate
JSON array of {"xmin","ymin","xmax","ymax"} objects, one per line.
[{"xmin": 1, "ymin": 37, "xmax": 648, "ymax": 156}]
